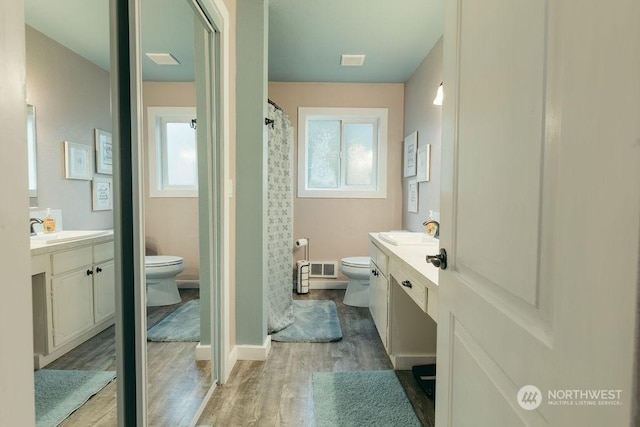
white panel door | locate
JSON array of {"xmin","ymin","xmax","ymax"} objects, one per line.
[{"xmin": 436, "ymin": 0, "xmax": 640, "ymax": 426}]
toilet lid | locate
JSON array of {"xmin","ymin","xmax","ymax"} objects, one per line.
[
  {"xmin": 145, "ymin": 255, "xmax": 183, "ymax": 267},
  {"xmin": 341, "ymin": 256, "xmax": 371, "ymax": 268}
]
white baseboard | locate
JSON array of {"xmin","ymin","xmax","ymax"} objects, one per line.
[
  {"xmin": 236, "ymin": 335, "xmax": 271, "ymax": 361},
  {"xmin": 195, "ymin": 343, "xmax": 211, "ymax": 361},
  {"xmin": 391, "ymin": 353, "xmax": 437, "ymax": 370},
  {"xmin": 309, "ymin": 280, "xmax": 348, "ymax": 290},
  {"xmin": 177, "ymin": 280, "xmax": 200, "ymax": 289}
]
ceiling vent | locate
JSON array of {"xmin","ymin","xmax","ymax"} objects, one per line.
[
  {"xmin": 145, "ymin": 53, "xmax": 180, "ymax": 65},
  {"xmin": 340, "ymin": 54, "xmax": 366, "ymax": 67}
]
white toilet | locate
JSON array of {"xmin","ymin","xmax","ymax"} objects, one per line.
[
  {"xmin": 341, "ymin": 256, "xmax": 371, "ymax": 307},
  {"xmin": 145, "ymin": 255, "xmax": 184, "ymax": 306}
]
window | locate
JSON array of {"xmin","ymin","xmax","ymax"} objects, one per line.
[
  {"xmin": 298, "ymin": 107, "xmax": 388, "ymax": 198},
  {"xmin": 147, "ymin": 107, "xmax": 198, "ymax": 197}
]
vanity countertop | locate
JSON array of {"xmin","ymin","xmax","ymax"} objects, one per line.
[
  {"xmin": 30, "ymin": 230, "xmax": 114, "ymax": 256},
  {"xmin": 370, "ymin": 232, "xmax": 440, "ymax": 287}
]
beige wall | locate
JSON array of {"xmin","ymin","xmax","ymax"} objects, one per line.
[
  {"xmin": 25, "ymin": 26, "xmax": 113, "ymax": 230},
  {"xmin": 0, "ymin": 2, "xmax": 36, "ymax": 423},
  {"xmin": 403, "ymin": 37, "xmax": 443, "ymax": 231},
  {"xmin": 268, "ymin": 82, "xmax": 404, "ymax": 279},
  {"xmin": 142, "ymin": 82, "xmax": 199, "ymax": 280}
]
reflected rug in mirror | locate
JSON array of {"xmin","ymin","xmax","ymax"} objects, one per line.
[
  {"xmin": 271, "ymin": 300, "xmax": 342, "ymax": 342},
  {"xmin": 35, "ymin": 369, "xmax": 116, "ymax": 427},
  {"xmin": 312, "ymin": 370, "xmax": 421, "ymax": 427},
  {"xmin": 147, "ymin": 299, "xmax": 200, "ymax": 342}
]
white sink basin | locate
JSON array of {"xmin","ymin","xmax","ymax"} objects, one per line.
[
  {"xmin": 378, "ymin": 232, "xmax": 439, "ymax": 246},
  {"xmin": 31, "ymin": 230, "xmax": 110, "ymax": 245}
]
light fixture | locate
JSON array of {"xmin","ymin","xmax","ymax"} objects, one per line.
[
  {"xmin": 145, "ymin": 53, "xmax": 180, "ymax": 65},
  {"xmin": 340, "ymin": 54, "xmax": 366, "ymax": 67},
  {"xmin": 433, "ymin": 82, "xmax": 444, "ymax": 106}
]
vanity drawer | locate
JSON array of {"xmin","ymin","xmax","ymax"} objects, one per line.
[
  {"xmin": 52, "ymin": 247, "xmax": 93, "ymax": 275},
  {"xmin": 390, "ymin": 261, "xmax": 428, "ymax": 313},
  {"xmin": 370, "ymin": 242, "xmax": 388, "ymax": 277},
  {"xmin": 94, "ymin": 241, "xmax": 114, "ymax": 263}
]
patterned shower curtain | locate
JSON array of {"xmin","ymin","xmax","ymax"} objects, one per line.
[{"xmin": 267, "ymin": 103, "xmax": 295, "ymax": 333}]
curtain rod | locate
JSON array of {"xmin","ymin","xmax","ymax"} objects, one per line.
[{"xmin": 268, "ymin": 98, "xmax": 283, "ymax": 111}]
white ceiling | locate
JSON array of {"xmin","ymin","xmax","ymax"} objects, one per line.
[{"xmin": 24, "ymin": 0, "xmax": 444, "ymax": 83}]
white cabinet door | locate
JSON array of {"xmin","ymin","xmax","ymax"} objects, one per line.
[
  {"xmin": 93, "ymin": 260, "xmax": 115, "ymax": 323},
  {"xmin": 51, "ymin": 268, "xmax": 94, "ymax": 348},
  {"xmin": 437, "ymin": 0, "xmax": 640, "ymax": 425},
  {"xmin": 369, "ymin": 266, "xmax": 388, "ymax": 350}
]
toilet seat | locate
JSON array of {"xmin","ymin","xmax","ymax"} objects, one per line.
[
  {"xmin": 341, "ymin": 256, "xmax": 370, "ymax": 268},
  {"xmin": 145, "ymin": 255, "xmax": 183, "ymax": 268}
]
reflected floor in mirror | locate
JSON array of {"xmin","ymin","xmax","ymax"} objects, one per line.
[
  {"xmin": 46, "ymin": 289, "xmax": 211, "ymax": 427},
  {"xmin": 197, "ymin": 289, "xmax": 435, "ymax": 427}
]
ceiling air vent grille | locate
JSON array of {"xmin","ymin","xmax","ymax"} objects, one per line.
[
  {"xmin": 309, "ymin": 261, "xmax": 338, "ymax": 278},
  {"xmin": 340, "ymin": 54, "xmax": 366, "ymax": 67}
]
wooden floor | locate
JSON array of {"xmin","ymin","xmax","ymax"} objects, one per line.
[
  {"xmin": 196, "ymin": 289, "xmax": 435, "ymax": 427},
  {"xmin": 47, "ymin": 289, "xmax": 212, "ymax": 427}
]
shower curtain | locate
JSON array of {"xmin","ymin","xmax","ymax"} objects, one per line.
[{"xmin": 267, "ymin": 103, "xmax": 295, "ymax": 333}]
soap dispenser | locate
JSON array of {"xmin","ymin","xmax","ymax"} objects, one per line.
[
  {"xmin": 423, "ymin": 210, "xmax": 439, "ymax": 238},
  {"xmin": 43, "ymin": 208, "xmax": 56, "ymax": 234}
]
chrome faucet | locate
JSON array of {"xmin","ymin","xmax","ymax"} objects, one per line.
[
  {"xmin": 30, "ymin": 218, "xmax": 43, "ymax": 236},
  {"xmin": 423, "ymin": 220, "xmax": 440, "ymax": 238}
]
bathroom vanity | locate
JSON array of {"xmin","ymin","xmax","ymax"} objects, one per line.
[
  {"xmin": 31, "ymin": 231, "xmax": 115, "ymax": 368},
  {"xmin": 369, "ymin": 233, "xmax": 439, "ymax": 369}
]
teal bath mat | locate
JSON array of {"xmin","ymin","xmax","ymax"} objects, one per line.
[
  {"xmin": 312, "ymin": 370, "xmax": 421, "ymax": 427},
  {"xmin": 271, "ymin": 300, "xmax": 342, "ymax": 342},
  {"xmin": 35, "ymin": 369, "xmax": 116, "ymax": 427},
  {"xmin": 147, "ymin": 299, "xmax": 200, "ymax": 342}
]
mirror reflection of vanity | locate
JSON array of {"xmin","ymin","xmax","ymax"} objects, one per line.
[{"xmin": 27, "ymin": 103, "xmax": 38, "ymax": 204}]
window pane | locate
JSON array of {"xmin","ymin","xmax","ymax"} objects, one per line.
[
  {"xmin": 344, "ymin": 123, "xmax": 374, "ymax": 186},
  {"xmin": 307, "ymin": 120, "xmax": 340, "ymax": 189},
  {"xmin": 165, "ymin": 122, "xmax": 197, "ymax": 187}
]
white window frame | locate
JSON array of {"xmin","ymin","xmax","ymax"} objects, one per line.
[
  {"xmin": 298, "ymin": 107, "xmax": 388, "ymax": 198},
  {"xmin": 147, "ymin": 106, "xmax": 198, "ymax": 197}
]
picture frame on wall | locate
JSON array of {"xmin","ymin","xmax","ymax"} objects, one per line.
[
  {"xmin": 92, "ymin": 175, "xmax": 113, "ymax": 211},
  {"xmin": 416, "ymin": 144, "xmax": 431, "ymax": 182},
  {"xmin": 403, "ymin": 131, "xmax": 417, "ymax": 177},
  {"xmin": 64, "ymin": 141, "xmax": 92, "ymax": 180},
  {"xmin": 407, "ymin": 178, "xmax": 418, "ymax": 213},
  {"xmin": 95, "ymin": 129, "xmax": 113, "ymax": 175}
]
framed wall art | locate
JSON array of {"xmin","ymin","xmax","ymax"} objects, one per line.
[
  {"xmin": 95, "ymin": 129, "xmax": 113, "ymax": 174},
  {"xmin": 407, "ymin": 178, "xmax": 418, "ymax": 213},
  {"xmin": 416, "ymin": 144, "xmax": 431, "ymax": 182},
  {"xmin": 92, "ymin": 175, "xmax": 113, "ymax": 211},
  {"xmin": 403, "ymin": 131, "xmax": 417, "ymax": 177},
  {"xmin": 64, "ymin": 141, "xmax": 92, "ymax": 180}
]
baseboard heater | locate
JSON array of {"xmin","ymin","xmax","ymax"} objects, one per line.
[{"xmin": 296, "ymin": 260, "xmax": 310, "ymax": 294}]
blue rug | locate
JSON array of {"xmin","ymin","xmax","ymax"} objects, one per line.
[
  {"xmin": 35, "ymin": 369, "xmax": 116, "ymax": 427},
  {"xmin": 271, "ymin": 300, "xmax": 342, "ymax": 342},
  {"xmin": 147, "ymin": 299, "xmax": 200, "ymax": 342},
  {"xmin": 312, "ymin": 370, "xmax": 421, "ymax": 427}
]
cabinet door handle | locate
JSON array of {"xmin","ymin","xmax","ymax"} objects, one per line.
[
  {"xmin": 96, "ymin": 267, "xmax": 103, "ymax": 273},
  {"xmin": 401, "ymin": 280, "xmax": 412, "ymax": 288},
  {"xmin": 86, "ymin": 269, "xmax": 94, "ymax": 276}
]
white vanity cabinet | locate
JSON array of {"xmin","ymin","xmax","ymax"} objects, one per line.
[
  {"xmin": 369, "ymin": 242, "xmax": 389, "ymax": 350},
  {"xmin": 369, "ymin": 233, "xmax": 439, "ymax": 369},
  {"xmin": 31, "ymin": 232, "xmax": 115, "ymax": 368}
]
